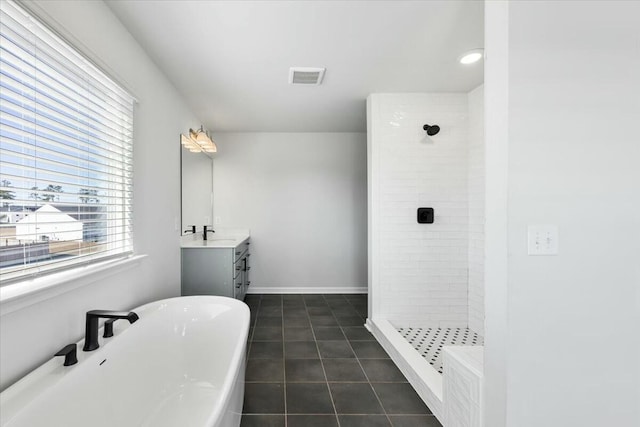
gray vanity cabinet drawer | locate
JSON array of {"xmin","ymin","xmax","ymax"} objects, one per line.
[
  {"xmin": 234, "ymin": 240, "xmax": 250, "ymax": 261},
  {"xmin": 234, "ymin": 274, "xmax": 244, "ymax": 299}
]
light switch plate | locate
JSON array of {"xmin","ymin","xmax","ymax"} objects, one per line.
[{"xmin": 527, "ymin": 225, "xmax": 559, "ymax": 255}]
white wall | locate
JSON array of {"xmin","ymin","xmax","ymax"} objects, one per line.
[
  {"xmin": 0, "ymin": 0, "xmax": 198, "ymax": 390},
  {"xmin": 368, "ymin": 94, "xmax": 470, "ymax": 327},
  {"xmin": 212, "ymin": 132, "xmax": 367, "ymax": 293},
  {"xmin": 482, "ymin": 2, "xmax": 509, "ymax": 425},
  {"xmin": 484, "ymin": 1, "xmax": 640, "ymax": 426},
  {"xmin": 467, "ymin": 85, "xmax": 485, "ymax": 336}
]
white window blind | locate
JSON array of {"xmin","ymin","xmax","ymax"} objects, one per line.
[{"xmin": 0, "ymin": 0, "xmax": 135, "ymax": 284}]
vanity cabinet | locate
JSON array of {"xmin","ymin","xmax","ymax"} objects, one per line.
[{"xmin": 181, "ymin": 238, "xmax": 251, "ymax": 300}]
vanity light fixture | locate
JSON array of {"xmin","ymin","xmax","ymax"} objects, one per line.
[
  {"xmin": 181, "ymin": 126, "xmax": 217, "ymax": 153},
  {"xmin": 458, "ymin": 48, "xmax": 484, "ymax": 65},
  {"xmin": 181, "ymin": 134, "xmax": 201, "ymax": 152}
]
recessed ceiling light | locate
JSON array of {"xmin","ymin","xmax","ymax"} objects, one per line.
[{"xmin": 459, "ymin": 49, "xmax": 484, "ymax": 65}]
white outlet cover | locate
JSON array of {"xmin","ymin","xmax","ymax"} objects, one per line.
[{"xmin": 527, "ymin": 225, "xmax": 559, "ymax": 255}]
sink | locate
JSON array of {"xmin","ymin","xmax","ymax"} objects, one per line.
[{"xmin": 180, "ymin": 232, "xmax": 249, "ymax": 249}]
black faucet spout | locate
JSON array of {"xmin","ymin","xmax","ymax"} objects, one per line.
[
  {"xmin": 83, "ymin": 310, "xmax": 139, "ymax": 352},
  {"xmin": 203, "ymin": 225, "xmax": 215, "ymax": 240}
]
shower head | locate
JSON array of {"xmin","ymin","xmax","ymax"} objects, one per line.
[{"xmin": 423, "ymin": 124, "xmax": 440, "ymax": 136}]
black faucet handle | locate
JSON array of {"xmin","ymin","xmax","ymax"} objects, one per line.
[
  {"xmin": 184, "ymin": 225, "xmax": 196, "ymax": 233},
  {"xmin": 104, "ymin": 318, "xmax": 116, "ymax": 338},
  {"xmin": 55, "ymin": 343, "xmax": 78, "ymax": 366}
]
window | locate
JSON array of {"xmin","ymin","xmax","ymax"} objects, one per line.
[{"xmin": 0, "ymin": 0, "xmax": 135, "ymax": 284}]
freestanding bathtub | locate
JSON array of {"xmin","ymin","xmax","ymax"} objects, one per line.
[{"xmin": 0, "ymin": 296, "xmax": 250, "ymax": 427}]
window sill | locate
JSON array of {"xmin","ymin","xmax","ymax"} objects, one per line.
[{"xmin": 0, "ymin": 254, "xmax": 147, "ymax": 317}]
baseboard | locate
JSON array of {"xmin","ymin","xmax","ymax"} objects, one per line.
[{"xmin": 246, "ymin": 286, "xmax": 367, "ymax": 294}]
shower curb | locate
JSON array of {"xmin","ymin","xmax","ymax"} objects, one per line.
[{"xmin": 366, "ymin": 317, "xmax": 444, "ymax": 423}]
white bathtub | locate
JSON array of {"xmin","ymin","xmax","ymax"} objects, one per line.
[{"xmin": 0, "ymin": 296, "xmax": 250, "ymax": 427}]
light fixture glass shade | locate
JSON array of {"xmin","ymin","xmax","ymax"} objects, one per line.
[
  {"xmin": 195, "ymin": 131, "xmax": 210, "ymax": 144},
  {"xmin": 203, "ymin": 141, "xmax": 217, "ymax": 153},
  {"xmin": 181, "ymin": 134, "xmax": 202, "ymax": 152},
  {"xmin": 186, "ymin": 127, "xmax": 217, "ymax": 153}
]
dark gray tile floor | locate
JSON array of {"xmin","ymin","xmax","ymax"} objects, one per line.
[{"xmin": 241, "ymin": 294, "xmax": 442, "ymax": 427}]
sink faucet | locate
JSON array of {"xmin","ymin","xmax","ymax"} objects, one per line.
[
  {"xmin": 184, "ymin": 225, "xmax": 196, "ymax": 234},
  {"xmin": 203, "ymin": 225, "xmax": 215, "ymax": 240},
  {"xmin": 83, "ymin": 310, "xmax": 139, "ymax": 352}
]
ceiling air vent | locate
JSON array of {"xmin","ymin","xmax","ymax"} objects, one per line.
[{"xmin": 289, "ymin": 67, "xmax": 326, "ymax": 85}]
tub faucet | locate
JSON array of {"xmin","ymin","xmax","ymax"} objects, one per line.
[
  {"xmin": 203, "ymin": 225, "xmax": 215, "ymax": 240},
  {"xmin": 83, "ymin": 310, "xmax": 139, "ymax": 352}
]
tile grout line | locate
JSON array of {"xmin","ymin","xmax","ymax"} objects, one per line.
[
  {"xmin": 247, "ymin": 294, "xmax": 406, "ymax": 426},
  {"xmin": 243, "ymin": 296, "xmax": 258, "ymax": 424},
  {"xmin": 246, "ymin": 297, "xmax": 258, "ymax": 361},
  {"xmin": 342, "ymin": 295, "xmax": 439, "ymax": 425},
  {"xmin": 317, "ymin": 294, "xmax": 343, "ymax": 427},
  {"xmin": 339, "ymin": 295, "xmax": 396, "ymax": 427},
  {"xmin": 279, "ymin": 294, "xmax": 287, "ymax": 427}
]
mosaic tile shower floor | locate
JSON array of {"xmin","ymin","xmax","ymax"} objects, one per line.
[{"xmin": 397, "ymin": 328, "xmax": 483, "ymax": 374}]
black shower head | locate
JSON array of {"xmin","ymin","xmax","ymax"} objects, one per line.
[{"xmin": 423, "ymin": 124, "xmax": 440, "ymax": 136}]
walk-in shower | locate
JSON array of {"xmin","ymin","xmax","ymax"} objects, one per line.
[{"xmin": 366, "ymin": 88, "xmax": 485, "ymax": 422}]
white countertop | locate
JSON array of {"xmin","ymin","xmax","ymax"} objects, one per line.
[{"xmin": 180, "ymin": 229, "xmax": 250, "ymax": 249}]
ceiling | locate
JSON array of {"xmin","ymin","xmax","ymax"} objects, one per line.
[{"xmin": 106, "ymin": 1, "xmax": 484, "ymax": 132}]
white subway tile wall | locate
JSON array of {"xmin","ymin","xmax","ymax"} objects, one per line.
[
  {"xmin": 443, "ymin": 346, "xmax": 484, "ymax": 427},
  {"xmin": 467, "ymin": 85, "xmax": 485, "ymax": 336},
  {"xmin": 370, "ymin": 93, "xmax": 471, "ymax": 327}
]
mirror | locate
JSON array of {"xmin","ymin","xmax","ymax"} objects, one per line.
[{"xmin": 181, "ymin": 142, "xmax": 213, "ymax": 235}]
